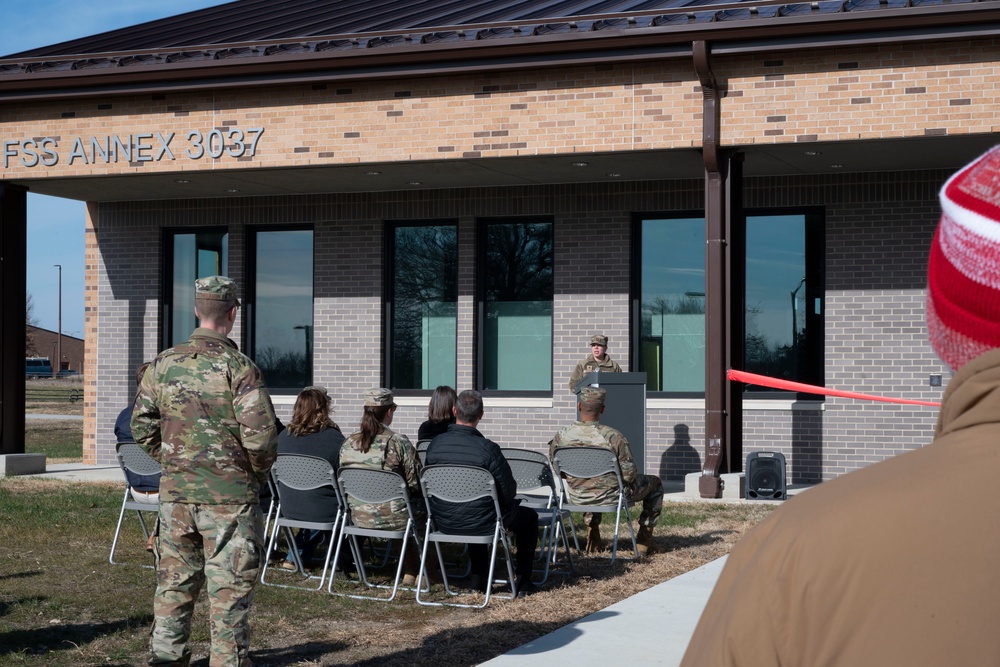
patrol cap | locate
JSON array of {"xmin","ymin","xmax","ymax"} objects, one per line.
[
  {"xmin": 364, "ymin": 387, "xmax": 396, "ymax": 408},
  {"xmin": 578, "ymin": 386, "xmax": 607, "ymax": 405},
  {"xmin": 302, "ymin": 386, "xmax": 327, "ymax": 395},
  {"xmin": 195, "ymin": 276, "xmax": 240, "ymax": 305},
  {"xmin": 590, "ymin": 334, "xmax": 608, "ymax": 347}
]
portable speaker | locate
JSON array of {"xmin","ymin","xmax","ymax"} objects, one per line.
[{"xmin": 745, "ymin": 451, "xmax": 787, "ymax": 500}]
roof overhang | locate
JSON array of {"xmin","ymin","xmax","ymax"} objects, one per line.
[{"xmin": 2, "ymin": 2, "xmax": 1000, "ymax": 103}]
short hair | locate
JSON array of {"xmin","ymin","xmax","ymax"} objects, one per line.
[
  {"xmin": 427, "ymin": 385, "xmax": 457, "ymax": 423},
  {"xmin": 195, "ymin": 297, "xmax": 237, "ymax": 324},
  {"xmin": 578, "ymin": 394, "xmax": 605, "ymax": 416},
  {"xmin": 135, "ymin": 362, "xmax": 151, "ymax": 387},
  {"xmin": 454, "ymin": 390, "xmax": 484, "ymax": 423}
]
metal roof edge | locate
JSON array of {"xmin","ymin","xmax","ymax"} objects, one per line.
[{"xmin": 1, "ymin": 3, "xmax": 998, "ymax": 103}]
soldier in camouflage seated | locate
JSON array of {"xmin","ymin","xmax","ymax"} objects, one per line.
[
  {"xmin": 550, "ymin": 386, "xmax": 663, "ymax": 556},
  {"xmin": 339, "ymin": 388, "xmax": 426, "ymax": 585}
]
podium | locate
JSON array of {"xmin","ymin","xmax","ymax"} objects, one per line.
[{"xmin": 573, "ymin": 371, "xmax": 647, "ymax": 472}]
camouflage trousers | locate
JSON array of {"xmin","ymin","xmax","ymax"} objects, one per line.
[
  {"xmin": 149, "ymin": 502, "xmax": 263, "ymax": 667},
  {"xmin": 584, "ymin": 474, "xmax": 664, "ymax": 528}
]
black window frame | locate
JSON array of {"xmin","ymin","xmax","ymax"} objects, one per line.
[
  {"xmin": 476, "ymin": 215, "xmax": 555, "ymax": 397},
  {"xmin": 383, "ymin": 218, "xmax": 460, "ymax": 397},
  {"xmin": 631, "ymin": 207, "xmax": 825, "ymax": 400},
  {"xmin": 162, "ymin": 226, "xmax": 228, "ymax": 351},
  {"xmin": 245, "ymin": 223, "xmax": 315, "ymax": 395}
]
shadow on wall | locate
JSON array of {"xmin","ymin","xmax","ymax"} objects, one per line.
[{"xmin": 660, "ymin": 423, "xmax": 700, "ymax": 481}]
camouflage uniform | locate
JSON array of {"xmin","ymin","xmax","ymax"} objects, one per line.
[
  {"xmin": 568, "ymin": 335, "xmax": 623, "ymax": 393},
  {"xmin": 132, "ymin": 276, "xmax": 277, "ymax": 667},
  {"xmin": 550, "ymin": 419, "xmax": 662, "ymax": 529},
  {"xmin": 339, "ymin": 417, "xmax": 422, "ymax": 530}
]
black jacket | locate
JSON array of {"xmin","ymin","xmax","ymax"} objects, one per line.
[
  {"xmin": 275, "ymin": 426, "xmax": 345, "ymax": 523},
  {"xmin": 424, "ymin": 423, "xmax": 519, "ymax": 534}
]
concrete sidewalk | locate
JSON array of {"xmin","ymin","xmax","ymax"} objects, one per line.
[{"xmin": 480, "ymin": 556, "xmax": 726, "ymax": 667}]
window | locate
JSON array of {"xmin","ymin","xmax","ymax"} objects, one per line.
[
  {"xmin": 247, "ymin": 227, "xmax": 313, "ymax": 392},
  {"xmin": 634, "ymin": 210, "xmax": 824, "ymax": 396},
  {"xmin": 386, "ymin": 222, "xmax": 458, "ymax": 390},
  {"xmin": 164, "ymin": 229, "xmax": 228, "ymax": 349},
  {"xmin": 478, "ymin": 218, "xmax": 554, "ymax": 392}
]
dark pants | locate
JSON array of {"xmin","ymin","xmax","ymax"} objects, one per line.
[{"xmin": 469, "ymin": 505, "xmax": 539, "ymax": 581}]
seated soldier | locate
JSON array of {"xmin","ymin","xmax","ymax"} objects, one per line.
[
  {"xmin": 339, "ymin": 388, "xmax": 426, "ymax": 585},
  {"xmin": 549, "ymin": 386, "xmax": 663, "ymax": 555}
]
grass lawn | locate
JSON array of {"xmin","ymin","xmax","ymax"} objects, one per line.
[
  {"xmin": 24, "ymin": 419, "xmax": 83, "ymax": 462},
  {"xmin": 0, "ymin": 477, "xmax": 775, "ymax": 666}
]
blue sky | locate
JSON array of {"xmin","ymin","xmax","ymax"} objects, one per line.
[{"xmin": 1, "ymin": 0, "xmax": 231, "ymax": 337}]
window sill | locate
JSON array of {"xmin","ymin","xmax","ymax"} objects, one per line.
[
  {"xmin": 394, "ymin": 395, "xmax": 553, "ymax": 409},
  {"xmin": 647, "ymin": 398, "xmax": 825, "ymax": 412}
]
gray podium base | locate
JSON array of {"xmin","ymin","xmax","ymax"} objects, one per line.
[
  {"xmin": 684, "ymin": 472, "xmax": 746, "ymax": 501},
  {"xmin": 0, "ymin": 453, "xmax": 46, "ymax": 477}
]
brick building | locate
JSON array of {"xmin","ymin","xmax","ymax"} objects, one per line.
[
  {"xmin": 27, "ymin": 326, "xmax": 84, "ymax": 374},
  {"xmin": 1, "ymin": 0, "xmax": 998, "ymax": 482}
]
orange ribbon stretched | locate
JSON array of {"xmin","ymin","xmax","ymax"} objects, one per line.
[{"xmin": 727, "ymin": 369, "xmax": 941, "ymax": 407}]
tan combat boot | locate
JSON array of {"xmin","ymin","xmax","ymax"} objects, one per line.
[
  {"xmin": 635, "ymin": 525, "xmax": 658, "ymax": 556},
  {"xmin": 585, "ymin": 525, "xmax": 604, "ymax": 553}
]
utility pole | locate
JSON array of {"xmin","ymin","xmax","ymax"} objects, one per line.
[{"xmin": 54, "ymin": 264, "xmax": 62, "ymax": 377}]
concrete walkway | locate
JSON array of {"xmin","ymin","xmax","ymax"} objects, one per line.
[{"xmin": 480, "ymin": 556, "xmax": 726, "ymax": 667}]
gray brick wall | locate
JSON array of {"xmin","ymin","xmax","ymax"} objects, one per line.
[{"xmin": 92, "ymin": 171, "xmax": 950, "ymax": 480}]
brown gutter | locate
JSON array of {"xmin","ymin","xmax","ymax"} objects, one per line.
[
  {"xmin": 694, "ymin": 40, "xmax": 730, "ymax": 499},
  {"xmin": 1, "ymin": 3, "xmax": 999, "ymax": 102}
]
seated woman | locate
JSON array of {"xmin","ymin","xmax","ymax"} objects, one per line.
[
  {"xmin": 417, "ymin": 385, "xmax": 457, "ymax": 442},
  {"xmin": 340, "ymin": 387, "xmax": 425, "ymax": 584},
  {"xmin": 276, "ymin": 386, "xmax": 345, "ymax": 570}
]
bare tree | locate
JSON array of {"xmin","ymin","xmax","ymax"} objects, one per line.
[{"xmin": 26, "ymin": 291, "xmax": 39, "ymax": 356}]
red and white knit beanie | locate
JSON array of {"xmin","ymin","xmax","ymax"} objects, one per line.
[{"xmin": 927, "ymin": 144, "xmax": 1000, "ymax": 370}]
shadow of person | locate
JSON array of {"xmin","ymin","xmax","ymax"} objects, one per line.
[{"xmin": 660, "ymin": 423, "xmax": 700, "ymax": 481}]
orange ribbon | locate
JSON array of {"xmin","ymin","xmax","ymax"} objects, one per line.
[{"xmin": 727, "ymin": 369, "xmax": 941, "ymax": 407}]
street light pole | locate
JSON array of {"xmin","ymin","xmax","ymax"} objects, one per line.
[{"xmin": 54, "ymin": 264, "xmax": 62, "ymax": 378}]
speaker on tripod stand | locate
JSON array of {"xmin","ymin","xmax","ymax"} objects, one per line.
[{"xmin": 745, "ymin": 451, "xmax": 787, "ymax": 500}]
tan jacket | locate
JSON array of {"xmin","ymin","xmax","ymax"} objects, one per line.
[
  {"xmin": 568, "ymin": 353, "xmax": 622, "ymax": 393},
  {"xmin": 681, "ymin": 348, "xmax": 1000, "ymax": 667}
]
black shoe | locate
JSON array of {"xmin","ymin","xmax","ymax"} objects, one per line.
[
  {"xmin": 466, "ymin": 574, "xmax": 488, "ymax": 593},
  {"xmin": 514, "ymin": 577, "xmax": 538, "ymax": 598}
]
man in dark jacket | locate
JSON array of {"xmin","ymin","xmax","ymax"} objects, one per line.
[{"xmin": 424, "ymin": 390, "xmax": 539, "ymax": 596}]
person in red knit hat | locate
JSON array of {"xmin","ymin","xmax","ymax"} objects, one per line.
[{"xmin": 681, "ymin": 146, "xmax": 1000, "ymax": 667}]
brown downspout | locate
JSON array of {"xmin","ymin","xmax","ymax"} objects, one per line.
[{"xmin": 693, "ymin": 40, "xmax": 732, "ymax": 498}]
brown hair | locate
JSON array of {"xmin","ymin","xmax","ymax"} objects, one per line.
[
  {"xmin": 356, "ymin": 405, "xmax": 392, "ymax": 453},
  {"xmin": 427, "ymin": 385, "xmax": 457, "ymax": 423},
  {"xmin": 135, "ymin": 362, "xmax": 151, "ymax": 387},
  {"xmin": 195, "ymin": 297, "xmax": 236, "ymax": 325},
  {"xmin": 287, "ymin": 388, "xmax": 336, "ymax": 437}
]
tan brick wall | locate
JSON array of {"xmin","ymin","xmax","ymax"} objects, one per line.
[
  {"xmin": 4, "ymin": 39, "xmax": 999, "ymax": 184},
  {"xmin": 1, "ymin": 61, "xmax": 700, "ymax": 180},
  {"xmin": 83, "ymin": 201, "xmax": 98, "ymax": 464},
  {"xmin": 719, "ymin": 38, "xmax": 1000, "ymax": 144}
]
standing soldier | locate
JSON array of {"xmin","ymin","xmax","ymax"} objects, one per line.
[
  {"xmin": 132, "ymin": 276, "xmax": 278, "ymax": 667},
  {"xmin": 568, "ymin": 334, "xmax": 622, "ymax": 393}
]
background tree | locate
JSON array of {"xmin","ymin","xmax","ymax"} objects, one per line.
[{"xmin": 26, "ymin": 291, "xmax": 39, "ymax": 356}]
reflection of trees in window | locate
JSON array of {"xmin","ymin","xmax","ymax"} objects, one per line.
[
  {"xmin": 482, "ymin": 220, "xmax": 553, "ymax": 391},
  {"xmin": 255, "ymin": 347, "xmax": 308, "ymax": 390},
  {"xmin": 390, "ymin": 225, "xmax": 457, "ymax": 389},
  {"xmin": 485, "ymin": 223, "xmax": 553, "ymax": 303},
  {"xmin": 639, "ymin": 295, "xmax": 704, "ymax": 336}
]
